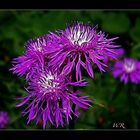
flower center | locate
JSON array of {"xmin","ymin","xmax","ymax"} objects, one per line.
[
  {"xmin": 68, "ymin": 25, "xmax": 94, "ymax": 46},
  {"xmin": 38, "ymin": 72, "xmax": 60, "ymax": 94},
  {"xmin": 31, "ymin": 38, "xmax": 46, "ymax": 52},
  {"xmin": 124, "ymin": 61, "xmax": 135, "ymax": 73}
]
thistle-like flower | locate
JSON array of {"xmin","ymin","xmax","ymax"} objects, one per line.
[
  {"xmin": 16, "ymin": 68, "xmax": 92, "ymax": 128},
  {"xmin": 46, "ymin": 22, "xmax": 121, "ymax": 81},
  {"xmin": 112, "ymin": 58, "xmax": 140, "ymax": 84},
  {"xmin": 0, "ymin": 111, "xmax": 10, "ymax": 128},
  {"xmin": 10, "ymin": 35, "xmax": 48, "ymax": 80}
]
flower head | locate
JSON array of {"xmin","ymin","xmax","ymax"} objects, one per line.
[
  {"xmin": 0, "ymin": 111, "xmax": 10, "ymax": 128},
  {"xmin": 47, "ymin": 22, "xmax": 121, "ymax": 81},
  {"xmin": 16, "ymin": 68, "xmax": 92, "ymax": 128},
  {"xmin": 10, "ymin": 35, "xmax": 48, "ymax": 80},
  {"xmin": 112, "ymin": 58, "xmax": 140, "ymax": 84}
]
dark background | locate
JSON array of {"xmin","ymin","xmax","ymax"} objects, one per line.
[{"xmin": 0, "ymin": 10, "xmax": 140, "ymax": 129}]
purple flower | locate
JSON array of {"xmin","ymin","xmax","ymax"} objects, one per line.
[
  {"xmin": 0, "ymin": 111, "xmax": 10, "ymax": 128},
  {"xmin": 104, "ymin": 47, "xmax": 125, "ymax": 63},
  {"xmin": 46, "ymin": 22, "xmax": 120, "ymax": 81},
  {"xmin": 10, "ymin": 35, "xmax": 48, "ymax": 80},
  {"xmin": 16, "ymin": 68, "xmax": 92, "ymax": 128},
  {"xmin": 112, "ymin": 58, "xmax": 140, "ymax": 84}
]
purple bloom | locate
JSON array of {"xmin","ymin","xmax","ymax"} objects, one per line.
[
  {"xmin": 10, "ymin": 35, "xmax": 48, "ymax": 80},
  {"xmin": 103, "ymin": 48, "xmax": 125, "ymax": 68},
  {"xmin": 16, "ymin": 68, "xmax": 92, "ymax": 128},
  {"xmin": 112, "ymin": 58, "xmax": 140, "ymax": 84},
  {"xmin": 0, "ymin": 111, "xmax": 10, "ymax": 128},
  {"xmin": 46, "ymin": 22, "xmax": 120, "ymax": 81}
]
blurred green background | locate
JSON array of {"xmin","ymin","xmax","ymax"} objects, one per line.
[{"xmin": 1, "ymin": 10, "xmax": 140, "ymax": 129}]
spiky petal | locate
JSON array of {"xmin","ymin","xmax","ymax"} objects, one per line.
[
  {"xmin": 16, "ymin": 68, "xmax": 92, "ymax": 128},
  {"xmin": 10, "ymin": 35, "xmax": 48, "ymax": 80},
  {"xmin": 46, "ymin": 22, "xmax": 121, "ymax": 81}
]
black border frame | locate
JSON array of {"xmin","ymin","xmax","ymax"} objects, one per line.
[{"xmin": 0, "ymin": 0, "xmax": 140, "ymax": 139}]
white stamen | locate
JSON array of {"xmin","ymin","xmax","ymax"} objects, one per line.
[
  {"xmin": 32, "ymin": 38, "xmax": 46, "ymax": 52},
  {"xmin": 38, "ymin": 72, "xmax": 60, "ymax": 95},
  {"xmin": 123, "ymin": 61, "xmax": 135, "ymax": 73},
  {"xmin": 68, "ymin": 26, "xmax": 94, "ymax": 46},
  {"xmin": 63, "ymin": 107, "xmax": 67, "ymax": 113}
]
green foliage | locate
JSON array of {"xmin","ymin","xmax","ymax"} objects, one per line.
[
  {"xmin": 0, "ymin": 10, "xmax": 140, "ymax": 129},
  {"xmin": 101, "ymin": 12, "xmax": 130, "ymax": 34},
  {"xmin": 131, "ymin": 43, "xmax": 140, "ymax": 58},
  {"xmin": 130, "ymin": 17, "xmax": 140, "ymax": 43}
]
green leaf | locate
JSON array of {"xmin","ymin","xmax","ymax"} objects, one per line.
[
  {"xmin": 85, "ymin": 10, "xmax": 105, "ymax": 22},
  {"xmin": 101, "ymin": 12, "xmax": 130, "ymax": 34},
  {"xmin": 130, "ymin": 18, "xmax": 140, "ymax": 43},
  {"xmin": 131, "ymin": 43, "xmax": 140, "ymax": 58},
  {"xmin": 0, "ymin": 60, "xmax": 5, "ymax": 66}
]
